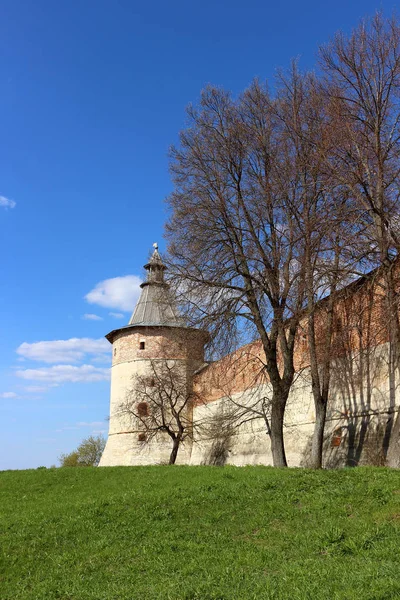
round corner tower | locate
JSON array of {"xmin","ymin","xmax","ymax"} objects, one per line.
[{"xmin": 99, "ymin": 245, "xmax": 208, "ymax": 466}]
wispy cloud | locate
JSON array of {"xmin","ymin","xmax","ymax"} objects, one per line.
[
  {"xmin": 16, "ymin": 364, "xmax": 110, "ymax": 384},
  {"xmin": 0, "ymin": 195, "xmax": 16, "ymax": 209},
  {"xmin": 85, "ymin": 275, "xmax": 142, "ymax": 312},
  {"xmin": 109, "ymin": 312, "xmax": 125, "ymax": 319},
  {"xmin": 76, "ymin": 421, "xmax": 105, "ymax": 428},
  {"xmin": 23, "ymin": 385, "xmax": 57, "ymax": 394},
  {"xmin": 82, "ymin": 313, "xmax": 103, "ymax": 321},
  {"xmin": 16, "ymin": 338, "xmax": 110, "ymax": 364},
  {"xmin": 0, "ymin": 392, "xmax": 18, "ymax": 398},
  {"xmin": 90, "ymin": 355, "xmax": 111, "ymax": 364},
  {"xmin": 56, "ymin": 420, "xmax": 106, "ymax": 432}
]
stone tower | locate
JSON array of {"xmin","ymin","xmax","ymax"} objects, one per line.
[{"xmin": 99, "ymin": 245, "xmax": 208, "ymax": 466}]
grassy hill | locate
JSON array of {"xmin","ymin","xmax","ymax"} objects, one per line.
[{"xmin": 1, "ymin": 466, "xmax": 400, "ymax": 599}]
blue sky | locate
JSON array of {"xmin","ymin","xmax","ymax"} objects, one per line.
[{"xmin": 0, "ymin": 0, "xmax": 397, "ymax": 469}]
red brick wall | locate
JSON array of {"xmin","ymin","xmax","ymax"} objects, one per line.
[
  {"xmin": 112, "ymin": 326, "xmax": 207, "ymax": 366},
  {"xmin": 194, "ymin": 263, "xmax": 399, "ymax": 405}
]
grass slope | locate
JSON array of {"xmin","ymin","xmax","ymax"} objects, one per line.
[{"xmin": 1, "ymin": 466, "xmax": 400, "ymax": 599}]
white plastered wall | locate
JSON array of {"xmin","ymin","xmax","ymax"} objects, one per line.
[
  {"xmin": 190, "ymin": 372, "xmax": 315, "ymax": 466},
  {"xmin": 100, "ymin": 358, "xmax": 194, "ymax": 466}
]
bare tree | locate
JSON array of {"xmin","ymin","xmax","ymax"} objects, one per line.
[
  {"xmin": 320, "ymin": 12, "xmax": 400, "ymax": 465},
  {"xmin": 166, "ymin": 66, "xmax": 362, "ymax": 468},
  {"xmin": 321, "ymin": 13, "xmax": 400, "ymax": 258},
  {"xmin": 166, "ymin": 83, "xmax": 310, "ymax": 467},
  {"xmin": 274, "ymin": 65, "xmax": 363, "ymax": 468},
  {"xmin": 120, "ymin": 359, "xmax": 198, "ymax": 465},
  {"xmin": 166, "ymin": 14, "xmax": 400, "ymax": 469}
]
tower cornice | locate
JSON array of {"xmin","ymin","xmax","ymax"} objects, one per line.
[{"xmin": 105, "ymin": 323, "xmax": 210, "ymax": 344}]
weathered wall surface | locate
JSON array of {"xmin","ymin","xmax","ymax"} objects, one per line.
[
  {"xmin": 190, "ymin": 375, "xmax": 315, "ymax": 467},
  {"xmin": 99, "ymin": 431, "xmax": 193, "ymax": 466},
  {"xmin": 99, "ymin": 357, "xmax": 195, "ymax": 466}
]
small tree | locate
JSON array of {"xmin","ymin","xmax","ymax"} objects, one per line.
[
  {"xmin": 59, "ymin": 434, "xmax": 106, "ymax": 467},
  {"xmin": 120, "ymin": 359, "xmax": 198, "ymax": 465},
  {"xmin": 59, "ymin": 451, "xmax": 80, "ymax": 467}
]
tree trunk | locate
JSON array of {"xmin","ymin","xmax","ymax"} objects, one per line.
[
  {"xmin": 387, "ymin": 410, "xmax": 400, "ymax": 467},
  {"xmin": 169, "ymin": 437, "xmax": 181, "ymax": 465},
  {"xmin": 309, "ymin": 399, "xmax": 327, "ymax": 469},
  {"xmin": 380, "ymin": 264, "xmax": 400, "ymax": 466},
  {"xmin": 270, "ymin": 397, "xmax": 288, "ymax": 467}
]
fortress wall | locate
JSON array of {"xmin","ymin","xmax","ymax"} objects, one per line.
[
  {"xmin": 193, "ymin": 264, "xmax": 394, "ymax": 407},
  {"xmin": 100, "ymin": 259, "xmax": 400, "ymax": 468},
  {"xmin": 191, "ymin": 342, "xmax": 399, "ymax": 467},
  {"xmin": 191, "ymin": 376, "xmax": 315, "ymax": 467}
]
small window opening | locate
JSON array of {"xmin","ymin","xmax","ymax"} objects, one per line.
[
  {"xmin": 114, "ymin": 347, "xmax": 117, "ymax": 356},
  {"xmin": 138, "ymin": 433, "xmax": 146, "ymax": 442},
  {"xmin": 331, "ymin": 427, "xmax": 343, "ymax": 448},
  {"xmin": 137, "ymin": 402, "xmax": 149, "ymax": 417},
  {"xmin": 335, "ymin": 316, "xmax": 343, "ymax": 333},
  {"xmin": 139, "ymin": 341, "xmax": 145, "ymax": 350}
]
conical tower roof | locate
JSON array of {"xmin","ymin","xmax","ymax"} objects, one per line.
[
  {"xmin": 105, "ymin": 244, "xmax": 209, "ymax": 345},
  {"xmin": 128, "ymin": 244, "xmax": 184, "ymax": 327}
]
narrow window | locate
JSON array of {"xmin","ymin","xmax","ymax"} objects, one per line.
[
  {"xmin": 335, "ymin": 316, "xmax": 343, "ymax": 333},
  {"xmin": 114, "ymin": 347, "xmax": 117, "ymax": 356},
  {"xmin": 301, "ymin": 333, "xmax": 308, "ymax": 349},
  {"xmin": 331, "ymin": 427, "xmax": 342, "ymax": 448},
  {"xmin": 137, "ymin": 402, "xmax": 149, "ymax": 417},
  {"xmin": 139, "ymin": 341, "xmax": 145, "ymax": 350}
]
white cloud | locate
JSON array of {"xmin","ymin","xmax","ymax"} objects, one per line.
[
  {"xmin": 0, "ymin": 392, "xmax": 18, "ymax": 398},
  {"xmin": 85, "ymin": 275, "xmax": 142, "ymax": 312},
  {"xmin": 16, "ymin": 364, "xmax": 110, "ymax": 384},
  {"xmin": 82, "ymin": 313, "xmax": 103, "ymax": 321},
  {"xmin": 16, "ymin": 338, "xmax": 110, "ymax": 364},
  {"xmin": 109, "ymin": 312, "xmax": 125, "ymax": 319},
  {"xmin": 0, "ymin": 195, "xmax": 16, "ymax": 209}
]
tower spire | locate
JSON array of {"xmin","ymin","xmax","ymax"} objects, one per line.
[
  {"xmin": 141, "ymin": 243, "xmax": 166, "ymax": 286},
  {"xmin": 128, "ymin": 244, "xmax": 183, "ymax": 327}
]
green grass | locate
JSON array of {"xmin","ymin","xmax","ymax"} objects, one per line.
[{"xmin": 1, "ymin": 466, "xmax": 400, "ymax": 600}]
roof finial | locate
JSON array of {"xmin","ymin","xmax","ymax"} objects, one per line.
[{"xmin": 153, "ymin": 242, "xmax": 158, "ymax": 250}]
